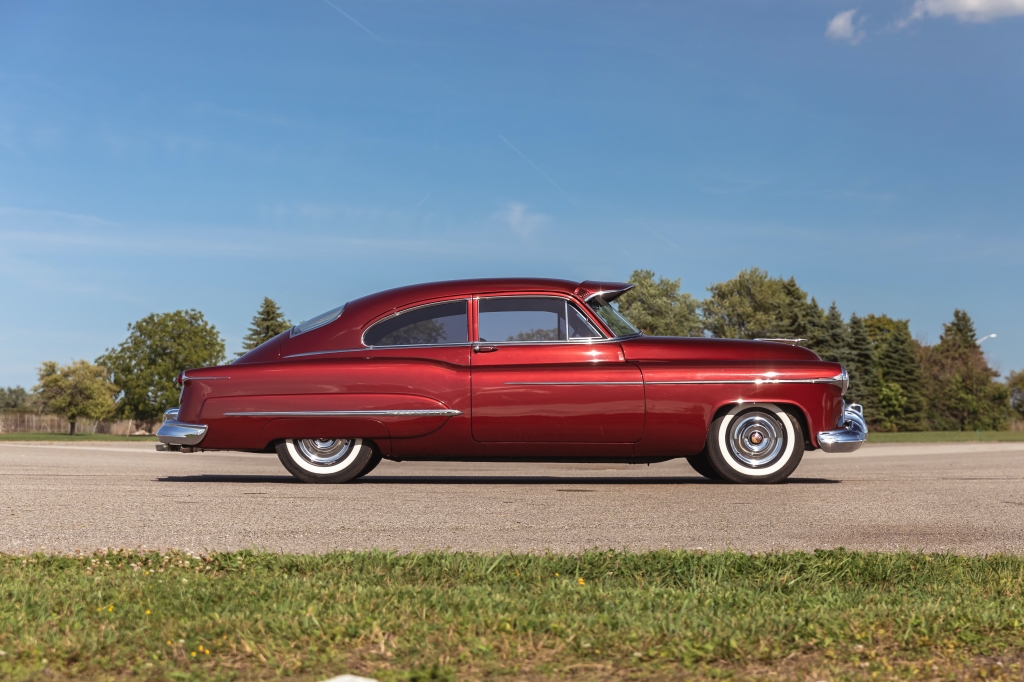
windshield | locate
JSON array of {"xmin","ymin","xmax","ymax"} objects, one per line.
[{"xmin": 587, "ymin": 297, "xmax": 641, "ymax": 338}]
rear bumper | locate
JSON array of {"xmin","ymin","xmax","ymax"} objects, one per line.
[
  {"xmin": 817, "ymin": 403, "xmax": 868, "ymax": 453},
  {"xmin": 156, "ymin": 408, "xmax": 208, "ymax": 447}
]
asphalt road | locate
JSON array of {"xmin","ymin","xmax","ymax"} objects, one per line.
[{"xmin": 1, "ymin": 440, "xmax": 1022, "ymax": 555}]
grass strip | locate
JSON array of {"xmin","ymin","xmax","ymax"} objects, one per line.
[
  {"xmin": 2, "ymin": 549, "xmax": 1023, "ymax": 681},
  {"xmin": 867, "ymin": 430, "xmax": 1024, "ymax": 443},
  {"xmin": 0, "ymin": 433, "xmax": 157, "ymax": 442}
]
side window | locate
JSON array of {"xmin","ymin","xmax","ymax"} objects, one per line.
[
  {"xmin": 364, "ymin": 300, "xmax": 468, "ymax": 347},
  {"xmin": 478, "ymin": 297, "xmax": 604, "ymax": 343},
  {"xmin": 567, "ymin": 303, "xmax": 602, "ymax": 339}
]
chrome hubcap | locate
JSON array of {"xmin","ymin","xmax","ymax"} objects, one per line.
[
  {"xmin": 295, "ymin": 438, "xmax": 354, "ymax": 466},
  {"xmin": 728, "ymin": 414, "xmax": 784, "ymax": 467}
]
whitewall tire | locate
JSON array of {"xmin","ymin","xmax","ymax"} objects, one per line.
[
  {"xmin": 706, "ymin": 403, "xmax": 804, "ymax": 484},
  {"xmin": 276, "ymin": 438, "xmax": 375, "ymax": 483}
]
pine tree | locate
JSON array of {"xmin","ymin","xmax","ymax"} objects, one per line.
[
  {"xmin": 845, "ymin": 313, "xmax": 876, "ymax": 411},
  {"xmin": 921, "ymin": 309, "xmax": 1009, "ymax": 430},
  {"xmin": 239, "ymin": 298, "xmax": 292, "ymax": 356},
  {"xmin": 873, "ymin": 319, "xmax": 926, "ymax": 431},
  {"xmin": 778, "ymin": 278, "xmax": 825, "ymax": 344},
  {"xmin": 812, "ymin": 302, "xmax": 848, "ymax": 365}
]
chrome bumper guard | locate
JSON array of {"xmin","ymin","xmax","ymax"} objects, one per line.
[
  {"xmin": 817, "ymin": 403, "xmax": 868, "ymax": 453},
  {"xmin": 156, "ymin": 408, "xmax": 208, "ymax": 451}
]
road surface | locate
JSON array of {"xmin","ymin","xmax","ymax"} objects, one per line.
[{"xmin": 1, "ymin": 440, "xmax": 1022, "ymax": 555}]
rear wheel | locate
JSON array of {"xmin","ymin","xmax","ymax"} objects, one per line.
[
  {"xmin": 706, "ymin": 404, "xmax": 803, "ymax": 484},
  {"xmin": 276, "ymin": 438, "xmax": 374, "ymax": 483}
]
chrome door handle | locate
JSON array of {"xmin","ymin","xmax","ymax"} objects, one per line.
[{"xmin": 473, "ymin": 345, "xmax": 499, "ymax": 353}]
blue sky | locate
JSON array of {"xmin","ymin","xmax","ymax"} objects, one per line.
[{"xmin": 1, "ymin": 0, "xmax": 1022, "ymax": 388}]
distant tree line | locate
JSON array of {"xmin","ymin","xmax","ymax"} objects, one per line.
[
  {"xmin": 1, "ymin": 298, "xmax": 290, "ymax": 434},
  {"xmin": 616, "ymin": 268, "xmax": 1019, "ymax": 432}
]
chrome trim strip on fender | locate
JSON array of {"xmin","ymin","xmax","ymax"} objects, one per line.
[
  {"xmin": 503, "ymin": 381, "xmax": 643, "ymax": 386},
  {"xmin": 223, "ymin": 409, "xmax": 463, "ymax": 418},
  {"xmin": 647, "ymin": 375, "xmax": 845, "ymax": 386},
  {"xmin": 817, "ymin": 403, "xmax": 868, "ymax": 453},
  {"xmin": 183, "ymin": 376, "xmax": 231, "ymax": 381}
]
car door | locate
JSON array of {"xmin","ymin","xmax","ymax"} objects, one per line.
[{"xmin": 470, "ymin": 295, "xmax": 644, "ymax": 444}]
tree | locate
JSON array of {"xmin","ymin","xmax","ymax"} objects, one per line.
[
  {"xmin": 0, "ymin": 386, "xmax": 32, "ymax": 411},
  {"xmin": 778, "ymin": 277, "xmax": 826, "ymax": 345},
  {"xmin": 239, "ymin": 297, "xmax": 292, "ymax": 357},
  {"xmin": 34, "ymin": 360, "xmax": 117, "ymax": 435},
  {"xmin": 812, "ymin": 302, "xmax": 848, "ymax": 365},
  {"xmin": 703, "ymin": 268, "xmax": 802, "ymax": 339},
  {"xmin": 617, "ymin": 270, "xmax": 702, "ymax": 336},
  {"xmin": 98, "ymin": 310, "xmax": 226, "ymax": 423},
  {"xmin": 1007, "ymin": 369, "xmax": 1024, "ymax": 420},
  {"xmin": 864, "ymin": 314, "xmax": 926, "ymax": 431},
  {"xmin": 921, "ymin": 310, "xmax": 1009, "ymax": 430},
  {"xmin": 844, "ymin": 314, "xmax": 877, "ymax": 412}
]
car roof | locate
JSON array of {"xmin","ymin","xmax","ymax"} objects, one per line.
[
  {"xmin": 350, "ymin": 278, "xmax": 575, "ymax": 312},
  {"xmin": 348, "ymin": 278, "xmax": 632, "ymax": 315}
]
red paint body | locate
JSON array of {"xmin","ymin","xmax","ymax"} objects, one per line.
[{"xmin": 178, "ymin": 279, "xmax": 845, "ymax": 462}]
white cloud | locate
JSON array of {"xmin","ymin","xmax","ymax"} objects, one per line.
[
  {"xmin": 497, "ymin": 202, "xmax": 549, "ymax": 238},
  {"xmin": 901, "ymin": 0, "xmax": 1024, "ymax": 25},
  {"xmin": 826, "ymin": 9, "xmax": 866, "ymax": 44}
]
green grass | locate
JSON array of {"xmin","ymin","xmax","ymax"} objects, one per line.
[
  {"xmin": 2, "ymin": 550, "xmax": 1023, "ymax": 681},
  {"xmin": 0, "ymin": 432, "xmax": 157, "ymax": 442},
  {"xmin": 868, "ymin": 430, "xmax": 1024, "ymax": 443}
]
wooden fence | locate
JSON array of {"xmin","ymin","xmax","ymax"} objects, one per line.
[{"xmin": 0, "ymin": 412, "xmax": 154, "ymax": 436}]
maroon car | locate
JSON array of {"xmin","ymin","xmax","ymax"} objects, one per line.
[{"xmin": 157, "ymin": 278, "xmax": 866, "ymax": 484}]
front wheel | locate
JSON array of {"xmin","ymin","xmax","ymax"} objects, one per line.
[
  {"xmin": 706, "ymin": 404, "xmax": 804, "ymax": 484},
  {"xmin": 276, "ymin": 438, "xmax": 374, "ymax": 483}
]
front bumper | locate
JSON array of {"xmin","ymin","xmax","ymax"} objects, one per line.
[
  {"xmin": 817, "ymin": 403, "xmax": 868, "ymax": 453},
  {"xmin": 156, "ymin": 408, "xmax": 208, "ymax": 447}
]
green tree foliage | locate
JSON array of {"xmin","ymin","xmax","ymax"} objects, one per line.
[
  {"xmin": 864, "ymin": 315, "xmax": 926, "ymax": 431},
  {"xmin": 617, "ymin": 270, "xmax": 702, "ymax": 336},
  {"xmin": 777, "ymin": 277, "xmax": 827, "ymax": 345},
  {"xmin": 33, "ymin": 360, "xmax": 117, "ymax": 435},
  {"xmin": 0, "ymin": 386, "xmax": 32, "ymax": 411},
  {"xmin": 98, "ymin": 310, "xmax": 226, "ymax": 423},
  {"xmin": 238, "ymin": 297, "xmax": 292, "ymax": 357},
  {"xmin": 813, "ymin": 302, "xmax": 849, "ymax": 365},
  {"xmin": 845, "ymin": 313, "xmax": 876, "ymax": 411},
  {"xmin": 702, "ymin": 268, "xmax": 821, "ymax": 340},
  {"xmin": 920, "ymin": 310, "xmax": 1010, "ymax": 430},
  {"xmin": 1008, "ymin": 370, "xmax": 1024, "ymax": 420}
]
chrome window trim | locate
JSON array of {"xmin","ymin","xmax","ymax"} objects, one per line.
[
  {"xmin": 224, "ymin": 409, "xmax": 462, "ymax": 418},
  {"xmin": 360, "ymin": 299, "xmax": 471, "ymax": 349},
  {"xmin": 285, "ymin": 343, "xmax": 474, "ymax": 359},
  {"xmin": 476, "ymin": 294, "xmax": 609, "ymax": 344},
  {"xmin": 471, "ymin": 337, "xmax": 621, "ymax": 347}
]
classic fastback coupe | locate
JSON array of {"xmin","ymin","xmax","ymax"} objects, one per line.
[{"xmin": 158, "ymin": 278, "xmax": 866, "ymax": 484}]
